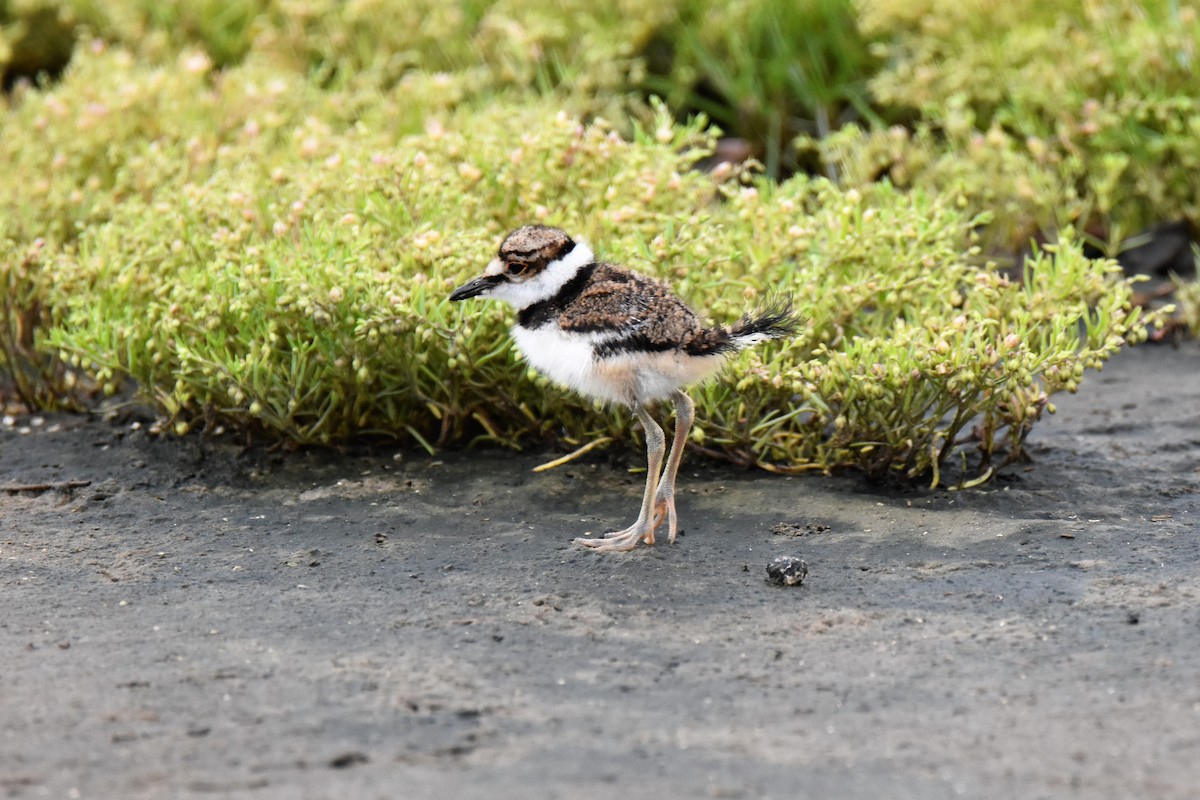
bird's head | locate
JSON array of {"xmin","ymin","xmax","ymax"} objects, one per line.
[{"xmin": 449, "ymin": 225, "xmax": 593, "ymax": 309}]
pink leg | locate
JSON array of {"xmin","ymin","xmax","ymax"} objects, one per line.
[
  {"xmin": 651, "ymin": 390, "xmax": 693, "ymax": 544},
  {"xmin": 575, "ymin": 404, "xmax": 664, "ymax": 552}
]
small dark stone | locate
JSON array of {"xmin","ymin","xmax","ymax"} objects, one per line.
[
  {"xmin": 766, "ymin": 555, "xmax": 808, "ymax": 587},
  {"xmin": 1126, "ymin": 611, "xmax": 1140, "ymax": 625},
  {"xmin": 329, "ymin": 751, "xmax": 369, "ymax": 769}
]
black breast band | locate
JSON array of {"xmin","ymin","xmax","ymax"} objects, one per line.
[{"xmin": 517, "ymin": 262, "xmax": 596, "ymax": 329}]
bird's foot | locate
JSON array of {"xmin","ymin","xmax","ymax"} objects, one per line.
[
  {"xmin": 575, "ymin": 520, "xmax": 655, "ymax": 552},
  {"xmin": 651, "ymin": 491, "xmax": 678, "ymax": 544}
]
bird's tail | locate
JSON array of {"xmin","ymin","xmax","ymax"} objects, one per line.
[
  {"xmin": 726, "ymin": 295, "xmax": 802, "ymax": 350},
  {"xmin": 683, "ymin": 295, "xmax": 801, "ymax": 357}
]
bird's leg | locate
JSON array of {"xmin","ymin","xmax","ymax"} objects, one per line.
[
  {"xmin": 651, "ymin": 389, "xmax": 693, "ymax": 544},
  {"xmin": 575, "ymin": 404, "xmax": 664, "ymax": 552}
]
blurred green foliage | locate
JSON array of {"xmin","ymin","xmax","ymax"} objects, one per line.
[
  {"xmin": 857, "ymin": 0, "xmax": 1200, "ymax": 250},
  {"xmin": 643, "ymin": 0, "xmax": 880, "ymax": 179}
]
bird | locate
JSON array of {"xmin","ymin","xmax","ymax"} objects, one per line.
[{"xmin": 449, "ymin": 225, "xmax": 800, "ymax": 552}]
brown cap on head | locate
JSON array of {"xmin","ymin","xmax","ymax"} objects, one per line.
[{"xmin": 497, "ymin": 226, "xmax": 576, "ymax": 278}]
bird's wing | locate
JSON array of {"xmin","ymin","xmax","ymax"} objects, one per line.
[{"xmin": 558, "ymin": 265, "xmax": 700, "ymax": 350}]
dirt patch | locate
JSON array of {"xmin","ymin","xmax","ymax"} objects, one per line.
[{"xmin": 3, "ymin": 342, "xmax": 1199, "ymax": 799}]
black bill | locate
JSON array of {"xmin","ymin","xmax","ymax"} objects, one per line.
[{"xmin": 449, "ymin": 274, "xmax": 503, "ymax": 301}]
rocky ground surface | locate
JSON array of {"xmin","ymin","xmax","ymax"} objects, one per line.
[{"xmin": 2, "ymin": 341, "xmax": 1199, "ymax": 799}]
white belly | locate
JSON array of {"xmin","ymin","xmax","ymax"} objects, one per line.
[{"xmin": 511, "ymin": 324, "xmax": 724, "ymax": 406}]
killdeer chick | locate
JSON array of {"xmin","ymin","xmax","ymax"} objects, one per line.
[{"xmin": 449, "ymin": 225, "xmax": 799, "ymax": 552}]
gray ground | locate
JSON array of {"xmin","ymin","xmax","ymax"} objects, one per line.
[{"xmin": 2, "ymin": 342, "xmax": 1199, "ymax": 800}]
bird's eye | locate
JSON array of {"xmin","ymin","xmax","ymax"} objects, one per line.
[{"xmin": 506, "ymin": 261, "xmax": 530, "ymax": 277}]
